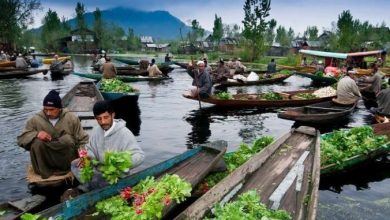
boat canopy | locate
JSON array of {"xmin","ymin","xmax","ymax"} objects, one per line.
[
  {"xmin": 347, "ymin": 50, "xmax": 385, "ymax": 57},
  {"xmin": 300, "ymin": 49, "xmax": 385, "ymax": 59},
  {"xmin": 299, "ymin": 49, "xmax": 348, "ymax": 59}
]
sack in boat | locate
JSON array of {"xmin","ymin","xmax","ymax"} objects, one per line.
[{"xmin": 247, "ymin": 71, "xmax": 259, "ymax": 81}]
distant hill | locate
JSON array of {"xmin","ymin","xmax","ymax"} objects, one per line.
[{"xmin": 66, "ymin": 7, "xmax": 191, "ymax": 40}]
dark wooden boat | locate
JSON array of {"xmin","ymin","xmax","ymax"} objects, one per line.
[
  {"xmin": 215, "ymin": 73, "xmax": 292, "ymax": 88},
  {"xmin": 37, "ymin": 141, "xmax": 227, "ymax": 220},
  {"xmin": 62, "ymin": 81, "xmax": 104, "ymax": 132},
  {"xmin": 73, "ymin": 72, "xmax": 172, "ymax": 82},
  {"xmin": 0, "ymin": 195, "xmax": 46, "ymax": 220},
  {"xmin": 114, "ymin": 57, "xmax": 139, "ymax": 65},
  {"xmin": 183, "ymin": 90, "xmax": 336, "ymax": 108},
  {"xmin": 0, "ymin": 68, "xmax": 48, "ymax": 79},
  {"xmin": 295, "ymin": 72, "xmax": 338, "ymax": 84},
  {"xmin": 0, "ymin": 61, "xmax": 16, "ymax": 67},
  {"xmin": 320, "ymin": 123, "xmax": 390, "ymax": 176},
  {"xmin": 277, "ymin": 100, "xmax": 357, "ymax": 124},
  {"xmin": 100, "ymin": 90, "xmax": 140, "ymax": 101},
  {"xmin": 92, "ymin": 65, "xmax": 173, "ymax": 76},
  {"xmin": 176, "ymin": 126, "xmax": 320, "ymax": 220}
]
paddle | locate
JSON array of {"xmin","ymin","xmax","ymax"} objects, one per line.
[{"xmin": 191, "ymin": 56, "xmax": 202, "ymax": 109}]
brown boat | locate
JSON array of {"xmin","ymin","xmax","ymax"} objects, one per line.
[
  {"xmin": 278, "ymin": 100, "xmax": 357, "ymax": 124},
  {"xmin": 0, "ymin": 61, "xmax": 16, "ymax": 67},
  {"xmin": 0, "ymin": 68, "xmax": 48, "ymax": 79},
  {"xmin": 175, "ymin": 126, "xmax": 320, "ymax": 220},
  {"xmin": 183, "ymin": 89, "xmax": 336, "ymax": 108},
  {"xmin": 215, "ymin": 73, "xmax": 292, "ymax": 87}
]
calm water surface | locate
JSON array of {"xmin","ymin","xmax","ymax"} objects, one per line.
[{"xmin": 0, "ymin": 55, "xmax": 388, "ymax": 219}]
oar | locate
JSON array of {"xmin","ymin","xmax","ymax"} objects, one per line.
[{"xmin": 191, "ymin": 57, "xmax": 202, "ymax": 109}]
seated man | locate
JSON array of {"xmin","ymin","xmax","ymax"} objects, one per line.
[
  {"xmin": 50, "ymin": 55, "xmax": 65, "ymax": 73},
  {"xmin": 267, "ymin": 58, "xmax": 277, "ymax": 74},
  {"xmin": 71, "ymin": 101, "xmax": 145, "ymax": 191},
  {"xmin": 188, "ymin": 60, "xmax": 213, "ymax": 98},
  {"xmin": 100, "ymin": 56, "xmax": 117, "ymax": 79},
  {"xmin": 15, "ymin": 53, "xmax": 28, "ymax": 68},
  {"xmin": 212, "ymin": 60, "xmax": 230, "ymax": 83},
  {"xmin": 374, "ymin": 78, "xmax": 390, "ymax": 115},
  {"xmin": 147, "ymin": 58, "xmax": 162, "ymax": 77},
  {"xmin": 17, "ymin": 90, "xmax": 89, "ymax": 179},
  {"xmin": 333, "ymin": 67, "xmax": 361, "ymax": 105}
]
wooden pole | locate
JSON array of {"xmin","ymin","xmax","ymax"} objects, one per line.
[{"xmin": 191, "ymin": 57, "xmax": 202, "ymax": 109}]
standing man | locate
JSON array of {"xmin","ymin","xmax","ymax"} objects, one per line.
[
  {"xmin": 17, "ymin": 90, "xmax": 89, "ymax": 179},
  {"xmin": 188, "ymin": 60, "xmax": 212, "ymax": 98},
  {"xmin": 71, "ymin": 101, "xmax": 144, "ymax": 191},
  {"xmin": 100, "ymin": 56, "xmax": 117, "ymax": 79}
]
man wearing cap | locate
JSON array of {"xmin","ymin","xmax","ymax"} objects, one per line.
[
  {"xmin": 0, "ymin": 51, "xmax": 7, "ymax": 61},
  {"xmin": 70, "ymin": 100, "xmax": 144, "ymax": 192},
  {"xmin": 188, "ymin": 60, "xmax": 212, "ymax": 98},
  {"xmin": 15, "ymin": 53, "xmax": 28, "ymax": 68},
  {"xmin": 333, "ymin": 67, "xmax": 361, "ymax": 105},
  {"xmin": 17, "ymin": 90, "xmax": 89, "ymax": 179}
]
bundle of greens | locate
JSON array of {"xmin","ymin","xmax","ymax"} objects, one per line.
[
  {"xmin": 205, "ymin": 190, "xmax": 291, "ymax": 220},
  {"xmin": 257, "ymin": 92, "xmax": 283, "ymax": 100},
  {"xmin": 279, "ymin": 69, "xmax": 292, "ymax": 75},
  {"xmin": 314, "ymin": 71, "xmax": 324, "ymax": 77},
  {"xmin": 294, "ymin": 93, "xmax": 318, "ymax": 99},
  {"xmin": 321, "ymin": 126, "xmax": 388, "ymax": 168},
  {"xmin": 100, "ymin": 78, "xmax": 136, "ymax": 93},
  {"xmin": 99, "ymin": 151, "xmax": 133, "ymax": 184},
  {"xmin": 215, "ymin": 92, "xmax": 233, "ymax": 100},
  {"xmin": 95, "ymin": 174, "xmax": 192, "ymax": 219}
]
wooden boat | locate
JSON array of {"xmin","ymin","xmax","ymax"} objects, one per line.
[
  {"xmin": 277, "ymin": 100, "xmax": 357, "ymax": 124},
  {"xmin": 215, "ymin": 73, "xmax": 292, "ymax": 88},
  {"xmin": 62, "ymin": 81, "xmax": 104, "ymax": 132},
  {"xmin": 73, "ymin": 71, "xmax": 172, "ymax": 82},
  {"xmin": 42, "ymin": 56, "xmax": 71, "ymax": 64},
  {"xmin": 0, "ymin": 68, "xmax": 48, "ymax": 79},
  {"xmin": 320, "ymin": 123, "xmax": 390, "ymax": 176},
  {"xmin": 37, "ymin": 141, "xmax": 227, "ymax": 219},
  {"xmin": 100, "ymin": 90, "xmax": 140, "ymax": 101},
  {"xmin": 294, "ymin": 72, "xmax": 338, "ymax": 84},
  {"xmin": 176, "ymin": 126, "xmax": 320, "ymax": 220},
  {"xmin": 0, "ymin": 61, "xmax": 16, "ymax": 67},
  {"xmin": 183, "ymin": 89, "xmax": 335, "ymax": 108},
  {"xmin": 114, "ymin": 57, "xmax": 139, "ymax": 65},
  {"xmin": 0, "ymin": 195, "xmax": 46, "ymax": 220}
]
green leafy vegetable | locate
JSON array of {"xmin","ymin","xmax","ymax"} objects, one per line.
[
  {"xmin": 280, "ymin": 69, "xmax": 292, "ymax": 75},
  {"xmin": 99, "ymin": 151, "xmax": 133, "ymax": 184},
  {"xmin": 95, "ymin": 174, "xmax": 192, "ymax": 219},
  {"xmin": 314, "ymin": 71, "xmax": 324, "ymax": 77},
  {"xmin": 257, "ymin": 92, "xmax": 283, "ymax": 100},
  {"xmin": 0, "ymin": 211, "xmax": 5, "ymax": 217},
  {"xmin": 215, "ymin": 92, "xmax": 233, "ymax": 100},
  {"xmin": 20, "ymin": 213, "xmax": 44, "ymax": 220},
  {"xmin": 100, "ymin": 78, "xmax": 136, "ymax": 93},
  {"xmin": 294, "ymin": 93, "xmax": 318, "ymax": 99},
  {"xmin": 205, "ymin": 190, "xmax": 291, "ymax": 220},
  {"xmin": 321, "ymin": 126, "xmax": 389, "ymax": 168}
]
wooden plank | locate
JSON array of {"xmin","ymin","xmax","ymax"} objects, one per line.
[
  {"xmin": 8, "ymin": 195, "xmax": 46, "ymax": 212},
  {"xmin": 304, "ymin": 106, "xmax": 346, "ymax": 112},
  {"xmin": 175, "ymin": 130, "xmax": 293, "ymax": 220},
  {"xmin": 307, "ymin": 131, "xmax": 320, "ymax": 220}
]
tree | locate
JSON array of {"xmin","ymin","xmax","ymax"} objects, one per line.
[
  {"xmin": 187, "ymin": 19, "xmax": 204, "ymax": 49},
  {"xmin": 0, "ymin": 0, "xmax": 41, "ymax": 49},
  {"xmin": 75, "ymin": 2, "xmax": 87, "ymax": 50},
  {"xmin": 212, "ymin": 14, "xmax": 223, "ymax": 47},
  {"xmin": 41, "ymin": 9, "xmax": 62, "ymax": 51},
  {"xmin": 265, "ymin": 18, "xmax": 277, "ymax": 43},
  {"xmin": 275, "ymin": 25, "xmax": 289, "ymax": 47},
  {"xmin": 336, "ymin": 10, "xmax": 360, "ymax": 52},
  {"xmin": 242, "ymin": 0, "xmax": 271, "ymax": 61},
  {"xmin": 93, "ymin": 8, "xmax": 103, "ymax": 49},
  {"xmin": 303, "ymin": 26, "xmax": 318, "ymax": 40},
  {"xmin": 224, "ymin": 24, "xmax": 241, "ymax": 38}
]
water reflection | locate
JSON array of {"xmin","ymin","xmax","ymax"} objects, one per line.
[
  {"xmin": 0, "ymin": 79, "xmax": 26, "ymax": 109},
  {"xmin": 109, "ymin": 96, "xmax": 141, "ymax": 136}
]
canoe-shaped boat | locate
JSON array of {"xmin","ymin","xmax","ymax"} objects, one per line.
[
  {"xmin": 73, "ymin": 72, "xmax": 172, "ymax": 82},
  {"xmin": 295, "ymin": 72, "xmax": 338, "ymax": 84},
  {"xmin": 42, "ymin": 56, "xmax": 71, "ymax": 64},
  {"xmin": 115, "ymin": 57, "xmax": 174, "ymax": 66},
  {"xmin": 320, "ymin": 123, "xmax": 390, "ymax": 176},
  {"xmin": 100, "ymin": 91, "xmax": 140, "ymax": 101},
  {"xmin": 278, "ymin": 100, "xmax": 357, "ymax": 124},
  {"xmin": 215, "ymin": 73, "xmax": 292, "ymax": 88},
  {"xmin": 0, "ymin": 195, "xmax": 46, "ymax": 220},
  {"xmin": 183, "ymin": 90, "xmax": 335, "ymax": 108},
  {"xmin": 0, "ymin": 68, "xmax": 48, "ymax": 79},
  {"xmin": 0, "ymin": 61, "xmax": 16, "ymax": 67},
  {"xmin": 62, "ymin": 81, "xmax": 104, "ymax": 132},
  {"xmin": 37, "ymin": 141, "xmax": 227, "ymax": 220},
  {"xmin": 176, "ymin": 126, "xmax": 320, "ymax": 220}
]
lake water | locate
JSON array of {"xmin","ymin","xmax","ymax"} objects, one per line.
[{"xmin": 0, "ymin": 55, "xmax": 388, "ymax": 219}]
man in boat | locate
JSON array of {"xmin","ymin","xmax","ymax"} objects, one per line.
[
  {"xmin": 333, "ymin": 67, "xmax": 361, "ymax": 105},
  {"xmin": 188, "ymin": 60, "xmax": 213, "ymax": 98},
  {"xmin": 71, "ymin": 100, "xmax": 145, "ymax": 191},
  {"xmin": 360, "ymin": 63, "xmax": 384, "ymax": 96},
  {"xmin": 165, "ymin": 53, "xmax": 171, "ymax": 62},
  {"xmin": 211, "ymin": 60, "xmax": 230, "ymax": 83},
  {"xmin": 0, "ymin": 50, "xmax": 7, "ymax": 61},
  {"xmin": 15, "ymin": 53, "xmax": 28, "ymax": 68},
  {"xmin": 267, "ymin": 58, "xmax": 277, "ymax": 74},
  {"xmin": 372, "ymin": 78, "xmax": 390, "ymax": 116},
  {"xmin": 17, "ymin": 90, "xmax": 89, "ymax": 179},
  {"xmin": 300, "ymin": 57, "xmax": 307, "ymax": 66},
  {"xmin": 147, "ymin": 58, "xmax": 162, "ymax": 77},
  {"xmin": 203, "ymin": 58, "xmax": 212, "ymax": 73},
  {"xmin": 50, "ymin": 55, "xmax": 65, "ymax": 73},
  {"xmin": 100, "ymin": 56, "xmax": 117, "ymax": 79}
]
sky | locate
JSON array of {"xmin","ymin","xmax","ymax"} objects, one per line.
[{"xmin": 32, "ymin": 0, "xmax": 390, "ymax": 36}]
